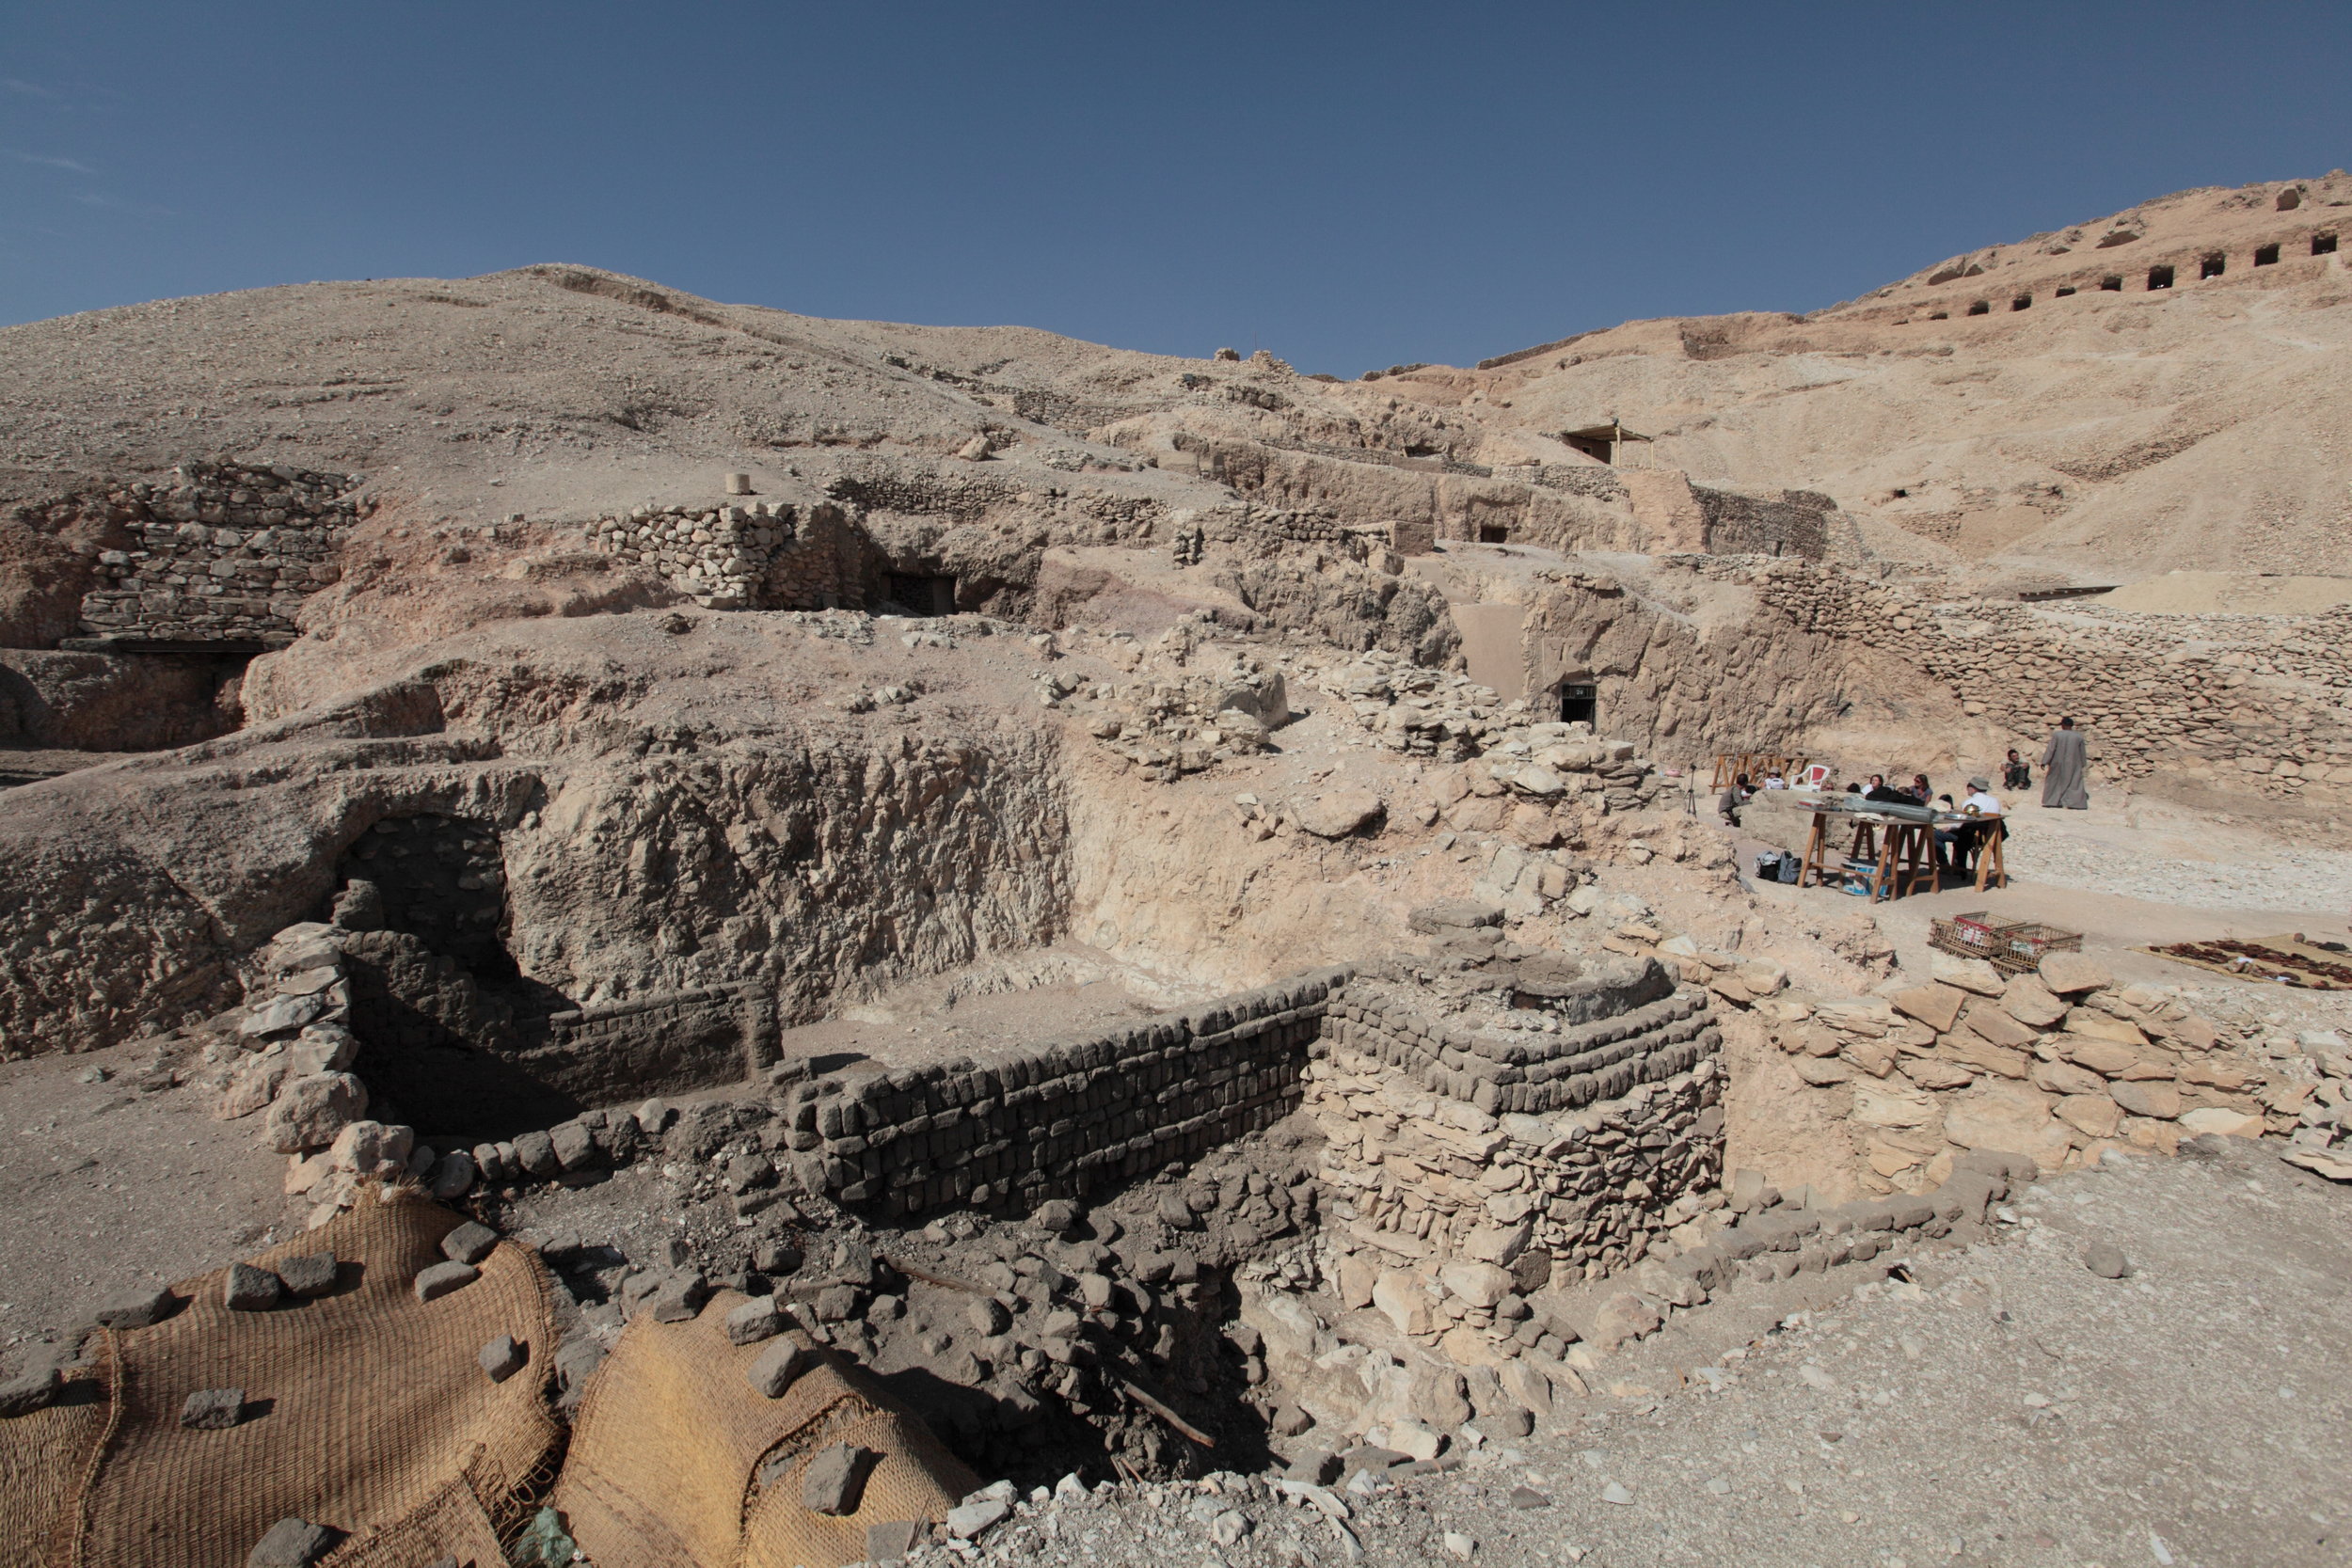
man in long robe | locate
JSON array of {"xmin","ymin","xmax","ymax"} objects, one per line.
[{"xmin": 2041, "ymin": 718, "xmax": 2090, "ymax": 809}]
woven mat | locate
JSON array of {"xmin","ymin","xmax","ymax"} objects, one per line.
[
  {"xmin": 553, "ymin": 1291, "xmax": 977, "ymax": 1568},
  {"xmin": 72, "ymin": 1196, "xmax": 559, "ymax": 1568},
  {"xmin": 0, "ymin": 1350, "xmax": 113, "ymax": 1568}
]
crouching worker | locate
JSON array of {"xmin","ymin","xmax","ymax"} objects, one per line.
[{"xmin": 1718, "ymin": 773, "xmax": 1752, "ymax": 829}]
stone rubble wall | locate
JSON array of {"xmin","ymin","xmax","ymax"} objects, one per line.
[
  {"xmin": 1757, "ymin": 957, "xmax": 2320, "ymax": 1187},
  {"xmin": 587, "ymin": 499, "xmax": 868, "ymax": 610},
  {"xmin": 1743, "ymin": 559, "xmax": 2352, "ymax": 805},
  {"xmin": 784, "ymin": 971, "xmax": 1347, "ymax": 1219},
  {"xmin": 72, "ymin": 461, "xmax": 366, "ymax": 643}
]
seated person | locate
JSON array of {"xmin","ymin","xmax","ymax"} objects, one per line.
[
  {"xmin": 1861, "ymin": 773, "xmax": 1913, "ymax": 805},
  {"xmin": 2002, "ymin": 748, "xmax": 2032, "ymax": 790},
  {"xmin": 1717, "ymin": 773, "xmax": 1753, "ymax": 828},
  {"xmin": 1905, "ymin": 773, "xmax": 1933, "ymax": 803},
  {"xmin": 1949, "ymin": 777, "xmax": 2008, "ymax": 869},
  {"xmin": 1930, "ymin": 794, "xmax": 1960, "ymax": 870},
  {"xmin": 1762, "ymin": 769, "xmax": 1788, "ymax": 790}
]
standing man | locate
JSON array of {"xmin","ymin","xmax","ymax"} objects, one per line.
[{"xmin": 2041, "ymin": 718, "xmax": 2090, "ymax": 809}]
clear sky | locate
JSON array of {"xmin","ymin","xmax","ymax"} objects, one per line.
[{"xmin": 2, "ymin": 2, "xmax": 2345, "ymax": 375}]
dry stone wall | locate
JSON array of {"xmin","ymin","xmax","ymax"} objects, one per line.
[
  {"xmin": 72, "ymin": 461, "xmax": 365, "ymax": 644},
  {"xmin": 586, "ymin": 499, "xmax": 869, "ymax": 610},
  {"xmin": 1691, "ymin": 486, "xmax": 1835, "ymax": 559},
  {"xmin": 1747, "ymin": 560, "xmax": 2352, "ymax": 806}
]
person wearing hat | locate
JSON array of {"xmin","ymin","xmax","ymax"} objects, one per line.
[{"xmin": 1948, "ymin": 775, "xmax": 2007, "ymax": 876}]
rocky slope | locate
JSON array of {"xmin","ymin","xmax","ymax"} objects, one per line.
[{"xmin": 1454, "ymin": 173, "xmax": 2352, "ymax": 577}]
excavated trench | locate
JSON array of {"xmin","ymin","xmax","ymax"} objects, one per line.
[{"xmin": 264, "ymin": 764, "xmax": 1736, "ymax": 1486}]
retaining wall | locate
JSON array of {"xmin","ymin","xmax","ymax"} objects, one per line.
[
  {"xmin": 785, "ymin": 970, "xmax": 1346, "ymax": 1217},
  {"xmin": 73, "ymin": 461, "xmax": 364, "ymax": 644}
]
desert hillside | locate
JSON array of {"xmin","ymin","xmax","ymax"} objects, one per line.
[
  {"xmin": 1454, "ymin": 173, "xmax": 2352, "ymax": 577},
  {"xmin": 4, "ymin": 173, "xmax": 2346, "ymax": 595}
]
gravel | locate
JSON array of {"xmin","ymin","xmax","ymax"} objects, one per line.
[{"xmin": 914, "ymin": 1138, "xmax": 2350, "ymax": 1568}]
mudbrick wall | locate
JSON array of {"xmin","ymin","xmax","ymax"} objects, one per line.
[
  {"xmin": 783, "ymin": 972, "xmax": 1346, "ymax": 1218},
  {"xmin": 1744, "ymin": 559, "xmax": 2352, "ymax": 806},
  {"xmin": 70, "ymin": 461, "xmax": 367, "ymax": 643}
]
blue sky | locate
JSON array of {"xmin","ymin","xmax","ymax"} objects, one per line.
[{"xmin": 2, "ymin": 2, "xmax": 2344, "ymax": 374}]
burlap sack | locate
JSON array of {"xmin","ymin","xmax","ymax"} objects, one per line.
[
  {"xmin": 553, "ymin": 1291, "xmax": 977, "ymax": 1568},
  {"xmin": 70, "ymin": 1196, "xmax": 558, "ymax": 1568},
  {"xmin": 0, "ymin": 1347, "xmax": 112, "ymax": 1568}
]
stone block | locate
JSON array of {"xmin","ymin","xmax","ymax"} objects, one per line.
[
  {"xmin": 441, "ymin": 1222, "xmax": 499, "ymax": 1265},
  {"xmin": 265, "ymin": 1072, "xmax": 369, "ymax": 1154},
  {"xmin": 802, "ymin": 1441, "xmax": 879, "ymax": 1515},
  {"xmin": 1958, "ymin": 1003, "xmax": 2039, "ymax": 1051},
  {"xmin": 2053, "ymin": 1094, "xmax": 2123, "ymax": 1138},
  {"xmin": 2038, "ymin": 953, "xmax": 2112, "ymax": 995},
  {"xmin": 224, "ymin": 1263, "xmax": 282, "ymax": 1313},
  {"xmin": 478, "ymin": 1335, "xmax": 527, "ymax": 1383},
  {"xmin": 246, "ymin": 1517, "xmax": 339, "ymax": 1568},
  {"xmin": 91, "ymin": 1287, "xmax": 179, "ymax": 1330},
  {"xmin": 512, "ymin": 1131, "xmax": 559, "ymax": 1178},
  {"xmin": 180, "ymin": 1386, "xmax": 246, "ymax": 1429},
  {"xmin": 274, "ymin": 1252, "xmax": 339, "ymax": 1298},
  {"xmin": 2179, "ymin": 1107, "xmax": 2264, "ymax": 1139},
  {"xmin": 1999, "ymin": 976, "xmax": 2067, "ymax": 1028},
  {"xmin": 1890, "ymin": 985, "xmax": 1966, "ymax": 1034},
  {"xmin": 747, "ymin": 1338, "xmax": 814, "ymax": 1398},
  {"xmin": 1930, "ymin": 953, "xmax": 2006, "ymax": 997},
  {"xmin": 2109, "ymin": 1081, "xmax": 2181, "ymax": 1119},
  {"xmin": 1373, "ymin": 1270, "xmax": 1434, "ymax": 1336},
  {"xmin": 1941, "ymin": 1082, "xmax": 2070, "ymax": 1172},
  {"xmin": 413, "ymin": 1261, "xmax": 479, "ymax": 1304},
  {"xmin": 727, "ymin": 1296, "xmax": 785, "ymax": 1345}
]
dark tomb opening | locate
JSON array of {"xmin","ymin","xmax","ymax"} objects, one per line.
[
  {"xmin": 882, "ymin": 573, "xmax": 957, "ymax": 616},
  {"xmin": 1560, "ymin": 683, "xmax": 1597, "ymax": 727}
]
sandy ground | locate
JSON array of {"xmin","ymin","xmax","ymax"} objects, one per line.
[{"xmin": 0, "ymin": 1033, "xmax": 285, "ymax": 1376}]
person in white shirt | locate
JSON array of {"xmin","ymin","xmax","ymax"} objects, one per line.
[
  {"xmin": 1762, "ymin": 770, "xmax": 1788, "ymax": 790},
  {"xmin": 1949, "ymin": 776, "xmax": 2006, "ymax": 874}
]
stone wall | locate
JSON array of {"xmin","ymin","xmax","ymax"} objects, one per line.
[
  {"xmin": 1747, "ymin": 560, "xmax": 2352, "ymax": 806},
  {"xmin": 1320, "ymin": 963, "xmax": 1707, "ymax": 1117},
  {"xmin": 587, "ymin": 499, "xmax": 870, "ymax": 610},
  {"xmin": 1691, "ymin": 485, "xmax": 1834, "ymax": 559},
  {"xmin": 780, "ymin": 971, "xmax": 1345, "ymax": 1219},
  {"xmin": 72, "ymin": 461, "xmax": 365, "ymax": 644}
]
